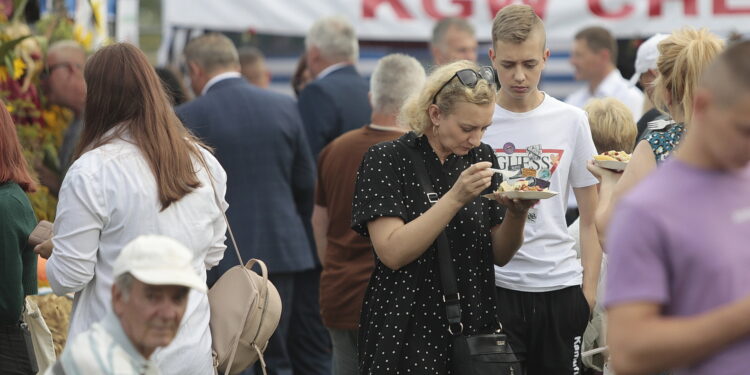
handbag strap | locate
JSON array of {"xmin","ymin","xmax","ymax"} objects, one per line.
[
  {"xmin": 204, "ymin": 168, "xmax": 244, "ymax": 268},
  {"xmin": 202, "ymin": 157, "xmax": 270, "ymax": 375},
  {"xmin": 203, "ymin": 162, "xmax": 270, "ymax": 307},
  {"xmin": 395, "ymin": 140, "xmax": 464, "ymax": 336}
]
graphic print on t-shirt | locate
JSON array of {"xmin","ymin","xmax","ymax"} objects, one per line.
[{"xmin": 494, "ymin": 143, "xmax": 564, "ymax": 223}]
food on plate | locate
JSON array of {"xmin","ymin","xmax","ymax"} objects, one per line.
[
  {"xmin": 521, "ymin": 168, "xmax": 537, "ymax": 177},
  {"xmin": 593, "ymin": 150, "xmax": 631, "ymax": 162},
  {"xmin": 483, "ymin": 179, "xmax": 557, "ymax": 200},
  {"xmin": 498, "ymin": 180, "xmax": 548, "ymax": 193}
]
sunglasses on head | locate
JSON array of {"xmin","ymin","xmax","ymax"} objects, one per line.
[{"xmin": 432, "ymin": 66, "xmax": 498, "ymax": 104}]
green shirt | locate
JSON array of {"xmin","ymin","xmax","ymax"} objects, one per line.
[{"xmin": 0, "ymin": 182, "xmax": 38, "ymax": 325}]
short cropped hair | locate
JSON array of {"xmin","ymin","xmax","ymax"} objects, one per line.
[
  {"xmin": 584, "ymin": 98, "xmax": 637, "ymax": 154},
  {"xmin": 184, "ymin": 33, "xmax": 239, "ymax": 73},
  {"xmin": 491, "ymin": 4, "xmax": 545, "ymax": 47},
  {"xmin": 370, "ymin": 54, "xmax": 426, "ymax": 115},
  {"xmin": 114, "ymin": 272, "xmax": 136, "ymax": 301},
  {"xmin": 305, "ymin": 16, "xmax": 359, "ymax": 63},
  {"xmin": 575, "ymin": 26, "xmax": 617, "ymax": 64},
  {"xmin": 700, "ymin": 40, "xmax": 750, "ymax": 106},
  {"xmin": 399, "ymin": 60, "xmax": 495, "ymax": 134},
  {"xmin": 238, "ymin": 46, "xmax": 265, "ymax": 67},
  {"xmin": 721, "ymin": 40, "xmax": 750, "ymax": 87},
  {"xmin": 431, "ymin": 17, "xmax": 475, "ymax": 50}
]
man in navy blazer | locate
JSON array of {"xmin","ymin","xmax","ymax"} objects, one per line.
[
  {"xmin": 298, "ymin": 16, "xmax": 372, "ymax": 159},
  {"xmin": 176, "ymin": 33, "xmax": 326, "ymax": 375}
]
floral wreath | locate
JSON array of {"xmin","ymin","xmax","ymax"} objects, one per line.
[{"xmin": 1, "ymin": 0, "xmax": 94, "ymax": 221}]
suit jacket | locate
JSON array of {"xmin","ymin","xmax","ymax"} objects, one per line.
[
  {"xmin": 297, "ymin": 65, "xmax": 372, "ymax": 158},
  {"xmin": 177, "ymin": 77, "xmax": 316, "ymax": 283}
]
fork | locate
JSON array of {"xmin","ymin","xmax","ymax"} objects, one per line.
[
  {"xmin": 647, "ymin": 118, "xmax": 675, "ymax": 131},
  {"xmin": 489, "ymin": 168, "xmax": 519, "ymax": 181}
]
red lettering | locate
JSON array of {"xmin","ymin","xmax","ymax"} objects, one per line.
[
  {"xmin": 649, "ymin": 0, "xmax": 697, "ymax": 16},
  {"xmin": 362, "ymin": 0, "xmax": 413, "ymax": 19},
  {"xmin": 588, "ymin": 0, "xmax": 634, "ymax": 18},
  {"xmin": 714, "ymin": 0, "xmax": 750, "ymax": 14},
  {"xmin": 423, "ymin": 0, "xmax": 473, "ymax": 19},
  {"xmin": 488, "ymin": 0, "xmax": 548, "ymax": 20}
]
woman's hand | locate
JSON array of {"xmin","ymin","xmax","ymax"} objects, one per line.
[
  {"xmin": 446, "ymin": 162, "xmax": 493, "ymax": 205},
  {"xmin": 586, "ymin": 160, "xmax": 622, "ymax": 184},
  {"xmin": 494, "ymin": 195, "xmax": 539, "ymax": 216},
  {"xmin": 34, "ymin": 239, "xmax": 53, "ymax": 259}
]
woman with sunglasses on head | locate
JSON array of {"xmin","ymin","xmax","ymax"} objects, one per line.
[{"xmin": 351, "ymin": 60, "xmax": 536, "ymax": 374}]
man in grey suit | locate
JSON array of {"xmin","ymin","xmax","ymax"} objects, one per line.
[
  {"xmin": 293, "ymin": 15, "xmax": 373, "ymax": 375},
  {"xmin": 298, "ymin": 15, "xmax": 372, "ymax": 159},
  {"xmin": 175, "ymin": 33, "xmax": 325, "ymax": 375}
]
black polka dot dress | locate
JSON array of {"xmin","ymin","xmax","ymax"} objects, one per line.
[{"xmin": 351, "ymin": 132, "xmax": 505, "ymax": 374}]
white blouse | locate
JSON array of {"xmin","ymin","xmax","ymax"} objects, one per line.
[{"xmin": 47, "ymin": 133, "xmax": 228, "ymax": 375}]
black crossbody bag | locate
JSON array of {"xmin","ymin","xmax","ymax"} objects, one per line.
[{"xmin": 397, "ymin": 141, "xmax": 521, "ymax": 375}]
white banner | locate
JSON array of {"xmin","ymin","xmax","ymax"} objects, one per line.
[
  {"xmin": 163, "ymin": 0, "xmax": 750, "ymax": 41},
  {"xmin": 116, "ymin": 0, "xmax": 140, "ymax": 45}
]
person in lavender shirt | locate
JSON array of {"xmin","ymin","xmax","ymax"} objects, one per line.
[{"xmin": 604, "ymin": 41, "xmax": 750, "ymax": 375}]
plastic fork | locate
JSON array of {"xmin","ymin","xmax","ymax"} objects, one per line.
[
  {"xmin": 647, "ymin": 118, "xmax": 675, "ymax": 131},
  {"xmin": 489, "ymin": 168, "xmax": 519, "ymax": 181}
]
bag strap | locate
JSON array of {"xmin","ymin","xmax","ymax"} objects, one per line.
[
  {"xmin": 202, "ymin": 159, "xmax": 270, "ymax": 375},
  {"xmin": 204, "ymin": 169, "xmax": 244, "ymax": 268},
  {"xmin": 203, "ymin": 163, "xmax": 270, "ymax": 312},
  {"xmin": 395, "ymin": 141, "xmax": 464, "ymax": 336}
]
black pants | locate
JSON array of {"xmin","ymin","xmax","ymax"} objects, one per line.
[
  {"xmin": 495, "ymin": 286, "xmax": 590, "ymax": 375},
  {"xmin": 0, "ymin": 324, "xmax": 35, "ymax": 375}
]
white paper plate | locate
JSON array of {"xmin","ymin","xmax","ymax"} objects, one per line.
[
  {"xmin": 594, "ymin": 159, "xmax": 628, "ymax": 171},
  {"xmin": 482, "ymin": 190, "xmax": 558, "ymax": 200}
]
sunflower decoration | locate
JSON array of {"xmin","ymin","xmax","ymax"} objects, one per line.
[
  {"xmin": 11, "ymin": 55, "xmax": 24, "ymax": 78},
  {"xmin": 2, "ymin": 1, "xmax": 80, "ymax": 356},
  {"xmin": 1, "ymin": 5, "xmax": 58, "ymax": 221}
]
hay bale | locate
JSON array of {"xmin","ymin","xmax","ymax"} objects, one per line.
[{"xmin": 28, "ymin": 294, "xmax": 72, "ymax": 356}]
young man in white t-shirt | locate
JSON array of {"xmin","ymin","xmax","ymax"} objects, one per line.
[{"xmin": 482, "ymin": 5, "xmax": 603, "ymax": 374}]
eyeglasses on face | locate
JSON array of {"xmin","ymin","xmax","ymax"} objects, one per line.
[
  {"xmin": 40, "ymin": 62, "xmax": 80, "ymax": 80},
  {"xmin": 432, "ymin": 66, "xmax": 498, "ymax": 105}
]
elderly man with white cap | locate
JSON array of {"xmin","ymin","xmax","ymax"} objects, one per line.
[
  {"xmin": 46, "ymin": 235, "xmax": 207, "ymax": 375},
  {"xmin": 631, "ymin": 33, "xmax": 670, "ymax": 141}
]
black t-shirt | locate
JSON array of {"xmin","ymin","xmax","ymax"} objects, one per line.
[{"xmin": 351, "ymin": 132, "xmax": 505, "ymax": 374}]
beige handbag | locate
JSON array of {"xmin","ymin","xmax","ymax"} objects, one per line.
[
  {"xmin": 206, "ymin": 168, "xmax": 282, "ymax": 375},
  {"xmin": 23, "ymin": 297, "xmax": 56, "ymax": 374}
]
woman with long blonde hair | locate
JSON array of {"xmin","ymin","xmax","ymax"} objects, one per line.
[{"xmin": 588, "ymin": 28, "xmax": 724, "ymax": 239}]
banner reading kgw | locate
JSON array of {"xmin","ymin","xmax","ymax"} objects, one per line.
[{"xmin": 162, "ymin": 0, "xmax": 750, "ymax": 41}]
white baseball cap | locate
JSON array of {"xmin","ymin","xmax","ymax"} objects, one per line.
[
  {"xmin": 114, "ymin": 235, "xmax": 207, "ymax": 293},
  {"xmin": 629, "ymin": 33, "xmax": 669, "ymax": 86}
]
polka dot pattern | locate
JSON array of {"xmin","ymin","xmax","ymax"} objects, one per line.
[{"xmin": 351, "ymin": 132, "xmax": 505, "ymax": 374}]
